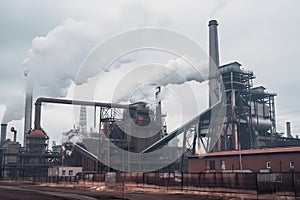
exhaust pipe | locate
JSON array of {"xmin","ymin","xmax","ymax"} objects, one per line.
[
  {"xmin": 208, "ymin": 19, "xmax": 220, "ymax": 107},
  {"xmin": 1, "ymin": 124, "xmax": 7, "ymax": 145},
  {"xmin": 11, "ymin": 127, "xmax": 17, "ymax": 142},
  {"xmin": 155, "ymin": 86, "xmax": 162, "ymax": 129},
  {"xmin": 208, "ymin": 20, "xmax": 220, "ymax": 67},
  {"xmin": 24, "ymin": 89, "xmax": 33, "ymax": 147},
  {"xmin": 286, "ymin": 122, "xmax": 292, "ymax": 138}
]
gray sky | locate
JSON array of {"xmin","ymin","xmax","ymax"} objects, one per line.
[{"xmin": 1, "ymin": 0, "xmax": 300, "ymax": 144}]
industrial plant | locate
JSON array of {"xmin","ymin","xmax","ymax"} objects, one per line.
[{"xmin": 1, "ymin": 19, "xmax": 300, "ymax": 181}]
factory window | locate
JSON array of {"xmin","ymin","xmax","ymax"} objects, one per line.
[
  {"xmin": 62, "ymin": 170, "xmax": 66, "ymax": 175},
  {"xmin": 220, "ymin": 160, "xmax": 226, "ymax": 170},
  {"xmin": 209, "ymin": 160, "xmax": 216, "ymax": 170},
  {"xmin": 69, "ymin": 170, "xmax": 73, "ymax": 176},
  {"xmin": 205, "ymin": 161, "xmax": 210, "ymax": 170},
  {"xmin": 290, "ymin": 161, "xmax": 295, "ymax": 169},
  {"xmin": 266, "ymin": 161, "xmax": 271, "ymax": 169}
]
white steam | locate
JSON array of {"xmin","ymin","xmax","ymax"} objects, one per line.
[
  {"xmin": 1, "ymin": 83, "xmax": 26, "ymax": 124},
  {"xmin": 210, "ymin": 0, "xmax": 228, "ymax": 17},
  {"xmin": 112, "ymin": 56, "xmax": 208, "ymax": 105},
  {"xmin": 2, "ymin": 19, "xmax": 108, "ymax": 124},
  {"xmin": 22, "ymin": 19, "xmax": 103, "ymax": 97},
  {"xmin": 2, "ymin": 94, "xmax": 25, "ymax": 124},
  {"xmin": 2, "ymin": 15, "xmax": 208, "ymax": 124}
]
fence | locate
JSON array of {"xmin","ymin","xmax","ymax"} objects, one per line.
[{"xmin": 46, "ymin": 172, "xmax": 300, "ymax": 197}]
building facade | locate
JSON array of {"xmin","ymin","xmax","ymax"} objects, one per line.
[
  {"xmin": 189, "ymin": 146, "xmax": 300, "ymax": 173},
  {"xmin": 48, "ymin": 166, "xmax": 82, "ymax": 177}
]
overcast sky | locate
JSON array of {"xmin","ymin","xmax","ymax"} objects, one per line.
[{"xmin": 1, "ymin": 0, "xmax": 300, "ymax": 145}]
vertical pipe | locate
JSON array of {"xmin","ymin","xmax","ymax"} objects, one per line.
[
  {"xmin": 1, "ymin": 124, "xmax": 7, "ymax": 145},
  {"xmin": 180, "ymin": 130, "xmax": 187, "ymax": 173},
  {"xmin": 34, "ymin": 102, "xmax": 42, "ymax": 130},
  {"xmin": 208, "ymin": 20, "xmax": 220, "ymax": 107},
  {"xmin": 208, "ymin": 20, "xmax": 220, "ymax": 67},
  {"xmin": 94, "ymin": 106, "xmax": 96, "ymax": 129},
  {"xmin": 155, "ymin": 86, "xmax": 162, "ymax": 130},
  {"xmin": 10, "ymin": 127, "xmax": 17, "ymax": 142},
  {"xmin": 13, "ymin": 131, "xmax": 17, "ymax": 142},
  {"xmin": 286, "ymin": 122, "xmax": 292, "ymax": 138},
  {"xmin": 24, "ymin": 75, "xmax": 33, "ymax": 147},
  {"xmin": 232, "ymin": 89, "xmax": 238, "ymax": 150}
]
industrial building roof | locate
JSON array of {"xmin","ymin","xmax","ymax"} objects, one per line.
[{"xmin": 190, "ymin": 146, "xmax": 300, "ymax": 158}]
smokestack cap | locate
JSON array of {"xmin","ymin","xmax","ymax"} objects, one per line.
[{"xmin": 208, "ymin": 20, "xmax": 218, "ymax": 26}]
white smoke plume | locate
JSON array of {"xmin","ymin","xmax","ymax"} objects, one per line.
[
  {"xmin": 2, "ymin": 94, "xmax": 25, "ymax": 124},
  {"xmin": 22, "ymin": 19, "xmax": 104, "ymax": 97},
  {"xmin": 112, "ymin": 56, "xmax": 208, "ymax": 105},
  {"xmin": 2, "ymin": 18, "xmax": 114, "ymax": 124},
  {"xmin": 2, "ymin": 18, "xmax": 108, "ymax": 124},
  {"xmin": 2, "ymin": 14, "xmax": 208, "ymax": 124},
  {"xmin": 62, "ymin": 128, "xmax": 83, "ymax": 144},
  {"xmin": 1, "ymin": 83, "xmax": 25, "ymax": 124},
  {"xmin": 210, "ymin": 0, "xmax": 228, "ymax": 17}
]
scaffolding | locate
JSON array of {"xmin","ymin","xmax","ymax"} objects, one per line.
[{"xmin": 214, "ymin": 62, "xmax": 277, "ymax": 151}]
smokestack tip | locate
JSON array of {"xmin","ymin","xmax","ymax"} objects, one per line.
[{"xmin": 208, "ymin": 20, "xmax": 218, "ymax": 26}]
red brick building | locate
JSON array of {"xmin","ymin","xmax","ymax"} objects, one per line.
[{"xmin": 188, "ymin": 146, "xmax": 300, "ymax": 173}]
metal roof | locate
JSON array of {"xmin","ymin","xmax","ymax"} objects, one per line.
[{"xmin": 190, "ymin": 146, "xmax": 300, "ymax": 158}]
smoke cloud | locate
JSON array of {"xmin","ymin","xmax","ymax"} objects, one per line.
[
  {"xmin": 2, "ymin": 19, "xmax": 99, "ymax": 123},
  {"xmin": 112, "ymin": 56, "xmax": 208, "ymax": 106},
  {"xmin": 2, "ymin": 11, "xmax": 208, "ymax": 124},
  {"xmin": 210, "ymin": 0, "xmax": 228, "ymax": 17},
  {"xmin": 22, "ymin": 18, "xmax": 104, "ymax": 97},
  {"xmin": 2, "ymin": 94, "xmax": 25, "ymax": 124}
]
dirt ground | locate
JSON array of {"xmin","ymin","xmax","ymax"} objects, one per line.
[
  {"xmin": 4, "ymin": 181, "xmax": 295, "ymax": 200},
  {"xmin": 0, "ymin": 182, "xmax": 230, "ymax": 200}
]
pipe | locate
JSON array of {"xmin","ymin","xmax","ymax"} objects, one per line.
[
  {"xmin": 34, "ymin": 97, "xmax": 138, "ymax": 130},
  {"xmin": 24, "ymin": 72, "xmax": 33, "ymax": 147},
  {"xmin": 208, "ymin": 19, "xmax": 220, "ymax": 107},
  {"xmin": 155, "ymin": 86, "xmax": 162, "ymax": 129},
  {"xmin": 208, "ymin": 20, "xmax": 220, "ymax": 67},
  {"xmin": 24, "ymin": 90, "xmax": 33, "ymax": 146},
  {"xmin": 286, "ymin": 122, "xmax": 292, "ymax": 138},
  {"xmin": 231, "ymin": 89, "xmax": 239, "ymax": 151},
  {"xmin": 1, "ymin": 124, "xmax": 7, "ymax": 145},
  {"xmin": 11, "ymin": 127, "xmax": 17, "ymax": 142}
]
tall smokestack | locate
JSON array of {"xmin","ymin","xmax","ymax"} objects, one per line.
[
  {"xmin": 24, "ymin": 71, "xmax": 33, "ymax": 147},
  {"xmin": 1, "ymin": 124, "xmax": 7, "ymax": 145},
  {"xmin": 208, "ymin": 19, "xmax": 220, "ymax": 107},
  {"xmin": 209, "ymin": 20, "xmax": 220, "ymax": 67},
  {"xmin": 155, "ymin": 86, "xmax": 162, "ymax": 129},
  {"xmin": 286, "ymin": 122, "xmax": 292, "ymax": 138}
]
